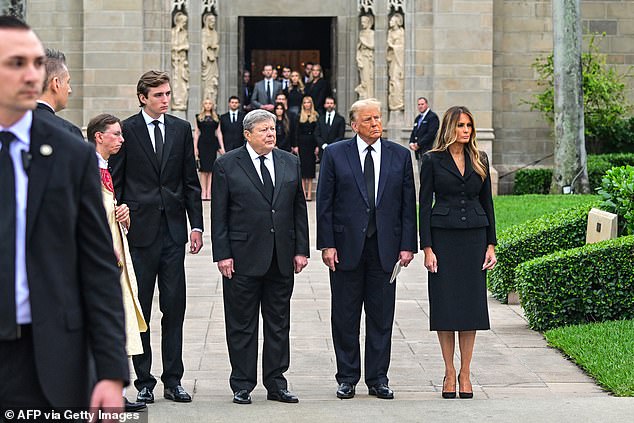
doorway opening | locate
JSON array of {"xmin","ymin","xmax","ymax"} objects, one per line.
[{"xmin": 240, "ymin": 16, "xmax": 336, "ymax": 88}]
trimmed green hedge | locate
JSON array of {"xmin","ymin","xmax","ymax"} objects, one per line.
[
  {"xmin": 487, "ymin": 203, "xmax": 596, "ymax": 302},
  {"xmin": 517, "ymin": 236, "xmax": 634, "ymax": 331},
  {"xmin": 512, "ymin": 153, "xmax": 634, "ymax": 194}
]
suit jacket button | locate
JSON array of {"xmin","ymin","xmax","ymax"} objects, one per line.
[
  {"xmin": 460, "ymin": 192, "xmax": 465, "ymax": 195},
  {"xmin": 366, "ymin": 208, "xmax": 370, "ymax": 213},
  {"xmin": 270, "ymin": 228, "xmax": 275, "ymax": 233},
  {"xmin": 272, "ymin": 209, "xmax": 275, "ymax": 213},
  {"xmin": 461, "ymin": 216, "xmax": 467, "ymax": 221},
  {"xmin": 460, "ymin": 200, "xmax": 466, "ymax": 205},
  {"xmin": 461, "ymin": 208, "xmax": 466, "ymax": 213}
]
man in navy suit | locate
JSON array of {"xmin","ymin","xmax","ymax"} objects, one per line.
[
  {"xmin": 408, "ymin": 96, "xmax": 439, "ymax": 170},
  {"xmin": 219, "ymin": 96, "xmax": 245, "ymax": 151},
  {"xmin": 316, "ymin": 98, "xmax": 417, "ymax": 400},
  {"xmin": 110, "ymin": 70, "xmax": 203, "ymax": 405}
]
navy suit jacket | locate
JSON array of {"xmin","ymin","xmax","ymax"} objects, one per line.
[
  {"xmin": 316, "ymin": 137, "xmax": 418, "ymax": 273},
  {"xmin": 409, "ymin": 109, "xmax": 439, "ymax": 159}
]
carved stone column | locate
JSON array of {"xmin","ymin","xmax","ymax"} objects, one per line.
[
  {"xmin": 0, "ymin": 0, "xmax": 25, "ymax": 19},
  {"xmin": 171, "ymin": 0, "xmax": 190, "ymax": 112},
  {"xmin": 201, "ymin": 0, "xmax": 219, "ymax": 106},
  {"xmin": 355, "ymin": 1, "xmax": 375, "ymax": 100},
  {"xmin": 386, "ymin": 0, "xmax": 404, "ymax": 124}
]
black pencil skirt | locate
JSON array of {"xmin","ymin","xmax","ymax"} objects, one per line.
[{"xmin": 427, "ymin": 227, "xmax": 490, "ymax": 331}]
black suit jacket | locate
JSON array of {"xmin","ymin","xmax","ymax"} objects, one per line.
[
  {"xmin": 110, "ymin": 112, "xmax": 203, "ymax": 247},
  {"xmin": 409, "ymin": 110, "xmax": 439, "ymax": 159},
  {"xmin": 418, "ymin": 149, "xmax": 496, "ymax": 248},
  {"xmin": 316, "ymin": 138, "xmax": 418, "ymax": 273},
  {"xmin": 211, "ymin": 146, "xmax": 309, "ymax": 277},
  {"xmin": 26, "ymin": 113, "xmax": 128, "ymax": 407},
  {"xmin": 34, "ymin": 102, "xmax": 84, "ymax": 140},
  {"xmin": 315, "ymin": 111, "xmax": 346, "ymax": 149},
  {"xmin": 305, "ymin": 79, "xmax": 330, "ymax": 114},
  {"xmin": 219, "ymin": 111, "xmax": 245, "ymax": 151}
]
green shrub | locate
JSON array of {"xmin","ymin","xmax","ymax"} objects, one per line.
[
  {"xmin": 517, "ymin": 236, "xmax": 634, "ymax": 331},
  {"xmin": 487, "ymin": 203, "xmax": 596, "ymax": 302},
  {"xmin": 597, "ymin": 166, "xmax": 634, "ymax": 235},
  {"xmin": 513, "ymin": 168, "xmax": 552, "ymax": 195},
  {"xmin": 512, "ymin": 154, "xmax": 634, "ymax": 194},
  {"xmin": 590, "ymin": 116, "xmax": 634, "ymax": 154}
]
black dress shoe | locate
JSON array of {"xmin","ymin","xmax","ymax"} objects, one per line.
[
  {"xmin": 233, "ymin": 390, "xmax": 251, "ymax": 405},
  {"xmin": 124, "ymin": 397, "xmax": 147, "ymax": 412},
  {"xmin": 368, "ymin": 383, "xmax": 394, "ymax": 399},
  {"xmin": 164, "ymin": 385, "xmax": 192, "ymax": 402},
  {"xmin": 336, "ymin": 382, "xmax": 356, "ymax": 399},
  {"xmin": 136, "ymin": 387, "xmax": 154, "ymax": 404},
  {"xmin": 266, "ymin": 389, "xmax": 299, "ymax": 403}
]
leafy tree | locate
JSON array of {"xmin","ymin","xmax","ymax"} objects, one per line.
[{"xmin": 525, "ymin": 34, "xmax": 632, "ymax": 154}]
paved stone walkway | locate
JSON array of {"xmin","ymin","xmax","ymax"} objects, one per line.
[{"xmin": 135, "ymin": 202, "xmax": 632, "ymax": 422}]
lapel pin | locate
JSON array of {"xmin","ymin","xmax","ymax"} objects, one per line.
[{"xmin": 40, "ymin": 144, "xmax": 53, "ymax": 156}]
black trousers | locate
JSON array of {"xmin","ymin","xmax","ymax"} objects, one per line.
[
  {"xmin": 0, "ymin": 326, "xmax": 51, "ymax": 408},
  {"xmin": 131, "ymin": 215, "xmax": 186, "ymax": 390},
  {"xmin": 330, "ymin": 235, "xmax": 395, "ymax": 387},
  {"xmin": 222, "ymin": 254, "xmax": 293, "ymax": 393}
]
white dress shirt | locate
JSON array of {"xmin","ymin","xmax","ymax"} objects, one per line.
[
  {"xmin": 141, "ymin": 109, "xmax": 165, "ymax": 152},
  {"xmin": 246, "ymin": 142, "xmax": 275, "ymax": 186}
]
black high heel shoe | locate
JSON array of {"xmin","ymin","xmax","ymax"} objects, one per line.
[
  {"xmin": 442, "ymin": 376, "xmax": 456, "ymax": 399},
  {"xmin": 458, "ymin": 373, "xmax": 473, "ymax": 399}
]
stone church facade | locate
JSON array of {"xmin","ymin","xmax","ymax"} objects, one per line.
[{"xmin": 13, "ymin": 0, "xmax": 634, "ymax": 193}]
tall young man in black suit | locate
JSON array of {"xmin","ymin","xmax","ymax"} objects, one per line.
[
  {"xmin": 219, "ymin": 96, "xmax": 245, "ymax": 151},
  {"xmin": 0, "ymin": 15, "xmax": 128, "ymax": 411},
  {"xmin": 211, "ymin": 109, "xmax": 309, "ymax": 405},
  {"xmin": 110, "ymin": 70, "xmax": 203, "ymax": 404},
  {"xmin": 315, "ymin": 96, "xmax": 346, "ymax": 160}
]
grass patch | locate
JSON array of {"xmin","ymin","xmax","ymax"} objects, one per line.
[
  {"xmin": 494, "ymin": 194, "xmax": 599, "ymax": 233},
  {"xmin": 545, "ymin": 319, "xmax": 634, "ymax": 396}
]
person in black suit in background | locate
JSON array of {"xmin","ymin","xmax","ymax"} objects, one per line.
[
  {"xmin": 315, "ymin": 96, "xmax": 346, "ymax": 160},
  {"xmin": 211, "ymin": 109, "xmax": 309, "ymax": 405},
  {"xmin": 110, "ymin": 70, "xmax": 204, "ymax": 405},
  {"xmin": 219, "ymin": 96, "xmax": 245, "ymax": 152},
  {"xmin": 419, "ymin": 106, "xmax": 497, "ymax": 400},
  {"xmin": 251, "ymin": 64, "xmax": 282, "ymax": 113},
  {"xmin": 0, "ymin": 16, "xmax": 128, "ymax": 411},
  {"xmin": 34, "ymin": 48, "xmax": 83, "ymax": 139},
  {"xmin": 240, "ymin": 70, "xmax": 254, "ymax": 112},
  {"xmin": 409, "ymin": 97, "xmax": 439, "ymax": 171},
  {"xmin": 317, "ymin": 98, "xmax": 417, "ymax": 401},
  {"xmin": 304, "ymin": 64, "xmax": 330, "ymax": 115}
]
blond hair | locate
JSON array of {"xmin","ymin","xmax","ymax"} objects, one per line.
[
  {"xmin": 299, "ymin": 96, "xmax": 318, "ymax": 123},
  {"xmin": 197, "ymin": 99, "xmax": 219, "ymax": 122}
]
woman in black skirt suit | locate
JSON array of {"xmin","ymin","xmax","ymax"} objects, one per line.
[
  {"xmin": 274, "ymin": 102, "xmax": 292, "ymax": 152},
  {"xmin": 293, "ymin": 96, "xmax": 319, "ymax": 200},
  {"xmin": 194, "ymin": 99, "xmax": 225, "ymax": 200},
  {"xmin": 418, "ymin": 106, "xmax": 497, "ymax": 399}
]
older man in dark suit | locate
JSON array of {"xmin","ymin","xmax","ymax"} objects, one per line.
[
  {"xmin": 110, "ymin": 70, "xmax": 203, "ymax": 404},
  {"xmin": 211, "ymin": 109, "xmax": 309, "ymax": 405},
  {"xmin": 219, "ymin": 96, "xmax": 245, "ymax": 151},
  {"xmin": 317, "ymin": 98, "xmax": 417, "ymax": 400},
  {"xmin": 0, "ymin": 16, "xmax": 128, "ymax": 411}
]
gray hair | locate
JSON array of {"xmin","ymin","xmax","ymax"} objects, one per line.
[
  {"xmin": 43, "ymin": 48, "xmax": 68, "ymax": 93},
  {"xmin": 349, "ymin": 98, "xmax": 382, "ymax": 123},
  {"xmin": 243, "ymin": 109, "xmax": 275, "ymax": 132}
]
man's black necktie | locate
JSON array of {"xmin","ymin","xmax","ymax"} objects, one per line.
[
  {"xmin": 152, "ymin": 120, "xmax": 163, "ymax": 165},
  {"xmin": 259, "ymin": 155, "xmax": 274, "ymax": 203},
  {"xmin": 0, "ymin": 131, "xmax": 17, "ymax": 340},
  {"xmin": 266, "ymin": 81, "xmax": 272, "ymax": 103},
  {"xmin": 364, "ymin": 145, "xmax": 377, "ymax": 238},
  {"xmin": 327, "ymin": 113, "xmax": 332, "ymax": 126}
]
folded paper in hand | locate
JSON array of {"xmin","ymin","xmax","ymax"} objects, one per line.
[{"xmin": 389, "ymin": 260, "xmax": 402, "ymax": 284}]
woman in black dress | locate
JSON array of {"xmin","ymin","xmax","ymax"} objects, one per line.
[
  {"xmin": 419, "ymin": 106, "xmax": 497, "ymax": 399},
  {"xmin": 304, "ymin": 64, "xmax": 329, "ymax": 115},
  {"xmin": 274, "ymin": 102, "xmax": 292, "ymax": 152},
  {"xmin": 285, "ymin": 70, "xmax": 304, "ymax": 116},
  {"xmin": 194, "ymin": 99, "xmax": 225, "ymax": 200},
  {"xmin": 293, "ymin": 96, "xmax": 319, "ymax": 201}
]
